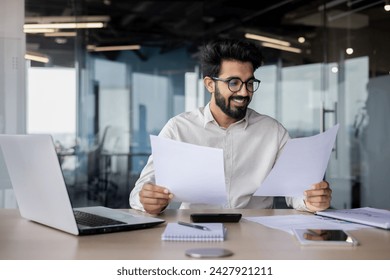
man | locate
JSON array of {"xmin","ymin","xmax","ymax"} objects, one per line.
[{"xmin": 130, "ymin": 38, "xmax": 332, "ymax": 214}]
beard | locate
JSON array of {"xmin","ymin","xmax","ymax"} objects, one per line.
[{"xmin": 214, "ymin": 86, "xmax": 250, "ymax": 120}]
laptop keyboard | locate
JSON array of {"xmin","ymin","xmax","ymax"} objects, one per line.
[{"xmin": 74, "ymin": 210, "xmax": 126, "ymax": 227}]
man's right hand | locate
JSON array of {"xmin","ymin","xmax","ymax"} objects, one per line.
[{"xmin": 139, "ymin": 183, "xmax": 173, "ymax": 214}]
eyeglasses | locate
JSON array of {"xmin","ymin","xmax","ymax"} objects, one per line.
[{"xmin": 211, "ymin": 77, "xmax": 261, "ymax": 93}]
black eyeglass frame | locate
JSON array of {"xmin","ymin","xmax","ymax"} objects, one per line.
[{"xmin": 211, "ymin": 76, "xmax": 261, "ymax": 93}]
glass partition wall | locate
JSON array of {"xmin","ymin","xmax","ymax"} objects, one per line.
[{"xmin": 24, "ymin": 1, "xmax": 390, "ymax": 209}]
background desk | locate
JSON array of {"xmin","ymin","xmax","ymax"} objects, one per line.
[{"xmin": 1, "ymin": 208, "xmax": 389, "ymax": 260}]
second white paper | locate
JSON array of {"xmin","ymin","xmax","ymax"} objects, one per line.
[{"xmin": 254, "ymin": 124, "xmax": 339, "ymax": 197}]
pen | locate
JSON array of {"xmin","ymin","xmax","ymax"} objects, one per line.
[{"xmin": 178, "ymin": 221, "xmax": 211, "ymax": 231}]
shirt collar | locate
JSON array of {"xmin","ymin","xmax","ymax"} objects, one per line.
[{"xmin": 203, "ymin": 102, "xmax": 249, "ymax": 129}]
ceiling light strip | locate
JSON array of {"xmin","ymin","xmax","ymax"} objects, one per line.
[
  {"xmin": 44, "ymin": 32, "xmax": 77, "ymax": 37},
  {"xmin": 87, "ymin": 45, "xmax": 141, "ymax": 52},
  {"xmin": 25, "ymin": 53, "xmax": 50, "ymax": 63},
  {"xmin": 24, "ymin": 28, "xmax": 57, "ymax": 33},
  {"xmin": 261, "ymin": 42, "xmax": 302, "ymax": 54},
  {"xmin": 24, "ymin": 22, "xmax": 105, "ymax": 29},
  {"xmin": 245, "ymin": 33, "xmax": 291, "ymax": 47},
  {"xmin": 25, "ymin": 15, "xmax": 110, "ymax": 24}
]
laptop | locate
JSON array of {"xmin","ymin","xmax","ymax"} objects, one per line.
[{"xmin": 0, "ymin": 134, "xmax": 165, "ymax": 235}]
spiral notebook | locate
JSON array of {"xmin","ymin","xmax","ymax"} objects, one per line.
[{"xmin": 161, "ymin": 222, "xmax": 226, "ymax": 241}]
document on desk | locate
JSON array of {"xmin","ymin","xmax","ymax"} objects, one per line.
[
  {"xmin": 316, "ymin": 207, "xmax": 390, "ymax": 229},
  {"xmin": 254, "ymin": 124, "xmax": 339, "ymax": 197},
  {"xmin": 150, "ymin": 135, "xmax": 227, "ymax": 204},
  {"xmin": 244, "ymin": 214, "xmax": 370, "ymax": 235}
]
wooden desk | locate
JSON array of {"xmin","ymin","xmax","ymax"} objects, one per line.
[{"xmin": 1, "ymin": 208, "xmax": 389, "ymax": 260}]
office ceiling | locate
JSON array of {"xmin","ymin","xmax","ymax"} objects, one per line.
[{"xmin": 25, "ymin": 0, "xmax": 389, "ymax": 67}]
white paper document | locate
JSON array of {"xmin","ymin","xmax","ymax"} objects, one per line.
[
  {"xmin": 316, "ymin": 207, "xmax": 390, "ymax": 229},
  {"xmin": 244, "ymin": 214, "xmax": 370, "ymax": 235},
  {"xmin": 150, "ymin": 135, "xmax": 227, "ymax": 204},
  {"xmin": 254, "ymin": 124, "xmax": 339, "ymax": 197}
]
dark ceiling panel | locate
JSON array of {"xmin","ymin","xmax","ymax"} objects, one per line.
[{"xmin": 25, "ymin": 0, "xmax": 388, "ymax": 67}]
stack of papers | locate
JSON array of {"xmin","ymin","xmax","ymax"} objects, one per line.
[
  {"xmin": 315, "ymin": 207, "xmax": 390, "ymax": 229},
  {"xmin": 244, "ymin": 214, "xmax": 370, "ymax": 235},
  {"xmin": 245, "ymin": 207, "xmax": 390, "ymax": 235}
]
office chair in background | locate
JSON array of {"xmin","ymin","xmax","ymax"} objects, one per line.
[{"xmin": 87, "ymin": 125, "xmax": 120, "ymax": 206}]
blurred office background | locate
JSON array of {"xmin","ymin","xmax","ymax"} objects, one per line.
[{"xmin": 1, "ymin": 0, "xmax": 389, "ymax": 210}]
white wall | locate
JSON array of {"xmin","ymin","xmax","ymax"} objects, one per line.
[{"xmin": 0, "ymin": 0, "xmax": 26, "ymax": 208}]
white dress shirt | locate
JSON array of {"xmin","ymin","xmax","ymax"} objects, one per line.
[{"xmin": 130, "ymin": 103, "xmax": 307, "ymax": 211}]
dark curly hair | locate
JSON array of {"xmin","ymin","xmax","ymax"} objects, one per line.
[{"xmin": 199, "ymin": 38, "xmax": 264, "ymax": 78}]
